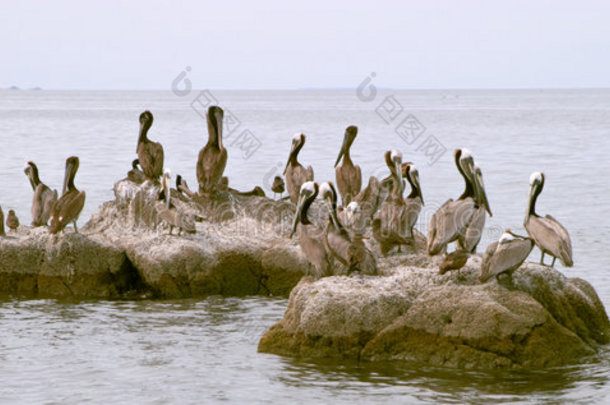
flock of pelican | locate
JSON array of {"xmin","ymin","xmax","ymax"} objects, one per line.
[{"xmin": 0, "ymin": 105, "xmax": 573, "ymax": 285}]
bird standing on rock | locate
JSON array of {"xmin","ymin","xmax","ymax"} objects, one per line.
[
  {"xmin": 197, "ymin": 106, "xmax": 227, "ymax": 195},
  {"xmin": 334, "ymin": 125, "xmax": 362, "ymax": 205},
  {"xmin": 6, "ymin": 210, "xmax": 19, "ymax": 231},
  {"xmin": 49, "ymin": 156, "xmax": 86, "ymax": 234},
  {"xmin": 24, "ymin": 161, "xmax": 58, "ymax": 227},
  {"xmin": 271, "ymin": 176, "xmax": 285, "ymax": 199},
  {"xmin": 136, "ymin": 111, "xmax": 164, "ymax": 183},
  {"xmin": 284, "ymin": 133, "xmax": 314, "ymax": 204}
]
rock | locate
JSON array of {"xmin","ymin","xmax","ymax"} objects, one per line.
[
  {"xmin": 259, "ymin": 259, "xmax": 610, "ymax": 369},
  {"xmin": 0, "ymin": 227, "xmax": 144, "ymax": 299}
]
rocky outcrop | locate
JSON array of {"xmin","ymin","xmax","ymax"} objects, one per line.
[{"xmin": 258, "ymin": 257, "xmax": 610, "ymax": 369}]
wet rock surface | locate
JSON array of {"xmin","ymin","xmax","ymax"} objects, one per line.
[{"xmin": 258, "ymin": 257, "xmax": 610, "ymax": 369}]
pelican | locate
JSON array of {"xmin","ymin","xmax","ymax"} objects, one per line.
[
  {"xmin": 457, "ymin": 163, "xmax": 493, "ymax": 253},
  {"xmin": 157, "ymin": 170, "xmax": 196, "ymax": 235},
  {"xmin": 403, "ymin": 163, "xmax": 424, "ymax": 240},
  {"xmin": 136, "ymin": 111, "xmax": 164, "ymax": 182},
  {"xmin": 334, "ymin": 125, "xmax": 362, "ymax": 205},
  {"xmin": 127, "ymin": 159, "xmax": 146, "ymax": 184},
  {"xmin": 427, "ymin": 148, "xmax": 478, "ymax": 255},
  {"xmin": 291, "ymin": 181, "xmax": 331, "ymax": 278},
  {"xmin": 176, "ymin": 174, "xmax": 195, "ymax": 198},
  {"xmin": 439, "ymin": 250, "xmax": 469, "ymax": 275},
  {"xmin": 524, "ymin": 172, "xmax": 573, "ymax": 267},
  {"xmin": 6, "ymin": 210, "xmax": 19, "ymax": 231},
  {"xmin": 0, "ymin": 206, "xmax": 4, "ymax": 236},
  {"xmin": 24, "ymin": 161, "xmax": 58, "ymax": 226},
  {"xmin": 284, "ymin": 133, "xmax": 314, "ymax": 204},
  {"xmin": 49, "ymin": 156, "xmax": 86, "ymax": 234},
  {"xmin": 319, "ymin": 182, "xmax": 376, "ymax": 275},
  {"xmin": 372, "ymin": 150, "xmax": 412, "ymax": 255},
  {"xmin": 271, "ymin": 176, "xmax": 285, "ymax": 199},
  {"xmin": 352, "ymin": 176, "xmax": 383, "ymax": 224},
  {"xmin": 197, "ymin": 106, "xmax": 227, "ymax": 194},
  {"xmin": 479, "ymin": 230, "xmax": 534, "ymax": 283}
]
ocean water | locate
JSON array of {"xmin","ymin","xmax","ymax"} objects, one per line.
[{"xmin": 0, "ymin": 89, "xmax": 609, "ymax": 403}]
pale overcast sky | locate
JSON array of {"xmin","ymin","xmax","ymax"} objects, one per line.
[{"xmin": 2, "ymin": 0, "xmax": 609, "ymax": 89}]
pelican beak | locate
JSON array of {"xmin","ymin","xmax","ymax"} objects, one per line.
[
  {"xmin": 412, "ymin": 171, "xmax": 424, "ymax": 205},
  {"xmin": 283, "ymin": 139, "xmax": 298, "ymax": 175},
  {"xmin": 394, "ymin": 160, "xmax": 404, "ymax": 196},
  {"xmin": 334, "ymin": 132, "xmax": 349, "ymax": 168},
  {"xmin": 62, "ymin": 160, "xmax": 74, "ymax": 195},
  {"xmin": 475, "ymin": 170, "xmax": 492, "ymax": 217},
  {"xmin": 290, "ymin": 194, "xmax": 306, "ymax": 237},
  {"xmin": 323, "ymin": 195, "xmax": 341, "ymax": 229}
]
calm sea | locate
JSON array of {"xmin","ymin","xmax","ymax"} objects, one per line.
[{"xmin": 0, "ymin": 89, "xmax": 609, "ymax": 403}]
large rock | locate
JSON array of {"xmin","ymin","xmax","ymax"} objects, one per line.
[
  {"xmin": 258, "ymin": 257, "xmax": 610, "ymax": 369},
  {"xmin": 0, "ymin": 227, "xmax": 143, "ymax": 299}
]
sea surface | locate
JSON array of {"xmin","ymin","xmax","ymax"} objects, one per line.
[{"xmin": 0, "ymin": 89, "xmax": 609, "ymax": 403}]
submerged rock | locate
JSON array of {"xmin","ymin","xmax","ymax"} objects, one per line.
[{"xmin": 258, "ymin": 258, "xmax": 610, "ymax": 369}]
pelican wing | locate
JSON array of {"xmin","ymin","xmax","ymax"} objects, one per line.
[
  {"xmin": 428, "ymin": 198, "xmax": 475, "ymax": 255},
  {"xmin": 458, "ymin": 205, "xmax": 486, "ymax": 253},
  {"xmin": 31, "ymin": 183, "xmax": 47, "ymax": 226},
  {"xmin": 480, "ymin": 239, "xmax": 533, "ymax": 282},
  {"xmin": 299, "ymin": 224, "xmax": 331, "ymax": 278},
  {"xmin": 50, "ymin": 190, "xmax": 86, "ymax": 233},
  {"xmin": 286, "ymin": 165, "xmax": 314, "ymax": 204},
  {"xmin": 41, "ymin": 187, "xmax": 58, "ymax": 225},
  {"xmin": 197, "ymin": 145, "xmax": 228, "ymax": 193},
  {"xmin": 526, "ymin": 215, "xmax": 573, "ymax": 266},
  {"xmin": 404, "ymin": 196, "xmax": 423, "ymax": 235},
  {"xmin": 138, "ymin": 142, "xmax": 164, "ymax": 180}
]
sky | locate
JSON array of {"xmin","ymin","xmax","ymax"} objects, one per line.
[{"xmin": 1, "ymin": 0, "xmax": 610, "ymax": 90}]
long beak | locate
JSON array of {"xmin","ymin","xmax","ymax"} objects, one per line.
[
  {"xmin": 62, "ymin": 161, "xmax": 74, "ymax": 195},
  {"xmin": 290, "ymin": 195, "xmax": 305, "ymax": 237},
  {"xmin": 413, "ymin": 172, "xmax": 424, "ymax": 205},
  {"xmin": 24, "ymin": 168, "xmax": 36, "ymax": 190},
  {"xmin": 334, "ymin": 135, "xmax": 348, "ymax": 168},
  {"xmin": 324, "ymin": 197, "xmax": 341, "ymax": 228},
  {"xmin": 394, "ymin": 161, "xmax": 404, "ymax": 196},
  {"xmin": 283, "ymin": 143, "xmax": 297, "ymax": 175},
  {"xmin": 475, "ymin": 172, "xmax": 492, "ymax": 216}
]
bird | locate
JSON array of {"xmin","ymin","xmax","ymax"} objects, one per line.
[
  {"xmin": 524, "ymin": 172, "xmax": 573, "ymax": 267},
  {"xmin": 290, "ymin": 181, "xmax": 331, "ymax": 278},
  {"xmin": 156, "ymin": 170, "xmax": 196, "ymax": 235},
  {"xmin": 457, "ymin": 163, "xmax": 493, "ymax": 253},
  {"xmin": 49, "ymin": 156, "xmax": 86, "ymax": 234},
  {"xmin": 284, "ymin": 133, "xmax": 314, "ymax": 204},
  {"xmin": 127, "ymin": 159, "xmax": 146, "ymax": 184},
  {"xmin": 136, "ymin": 111, "xmax": 164, "ymax": 182},
  {"xmin": 6, "ymin": 210, "xmax": 19, "ymax": 231},
  {"xmin": 439, "ymin": 250, "xmax": 470, "ymax": 275},
  {"xmin": 479, "ymin": 230, "xmax": 534, "ymax": 283},
  {"xmin": 403, "ymin": 162, "xmax": 424, "ymax": 242},
  {"xmin": 0, "ymin": 206, "xmax": 4, "ymax": 236},
  {"xmin": 271, "ymin": 176, "xmax": 285, "ymax": 199},
  {"xmin": 427, "ymin": 148, "xmax": 479, "ymax": 255},
  {"xmin": 372, "ymin": 150, "xmax": 414, "ymax": 255},
  {"xmin": 24, "ymin": 161, "xmax": 58, "ymax": 226},
  {"xmin": 197, "ymin": 106, "xmax": 227, "ymax": 194},
  {"xmin": 334, "ymin": 125, "xmax": 362, "ymax": 205},
  {"xmin": 176, "ymin": 174, "xmax": 195, "ymax": 198},
  {"xmin": 319, "ymin": 182, "xmax": 377, "ymax": 275}
]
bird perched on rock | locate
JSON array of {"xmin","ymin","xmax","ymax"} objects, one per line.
[
  {"xmin": 271, "ymin": 176, "xmax": 285, "ymax": 199},
  {"xmin": 439, "ymin": 250, "xmax": 470, "ymax": 275},
  {"xmin": 479, "ymin": 230, "xmax": 534, "ymax": 283},
  {"xmin": 6, "ymin": 210, "xmax": 19, "ymax": 231}
]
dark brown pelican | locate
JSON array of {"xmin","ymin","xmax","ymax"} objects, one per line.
[
  {"xmin": 176, "ymin": 174, "xmax": 195, "ymax": 198},
  {"xmin": 403, "ymin": 163, "xmax": 424, "ymax": 241},
  {"xmin": 373, "ymin": 150, "xmax": 413, "ymax": 255},
  {"xmin": 427, "ymin": 148, "xmax": 478, "ymax": 255},
  {"xmin": 271, "ymin": 176, "xmax": 285, "ymax": 199},
  {"xmin": 137, "ymin": 111, "xmax": 164, "ymax": 182},
  {"xmin": 49, "ymin": 156, "xmax": 86, "ymax": 234},
  {"xmin": 291, "ymin": 181, "xmax": 331, "ymax": 278},
  {"xmin": 127, "ymin": 159, "xmax": 146, "ymax": 184},
  {"xmin": 197, "ymin": 106, "xmax": 227, "ymax": 194},
  {"xmin": 319, "ymin": 182, "xmax": 377, "ymax": 275},
  {"xmin": 524, "ymin": 172, "xmax": 573, "ymax": 267},
  {"xmin": 439, "ymin": 250, "xmax": 469, "ymax": 275},
  {"xmin": 0, "ymin": 206, "xmax": 4, "ymax": 236},
  {"xmin": 157, "ymin": 170, "xmax": 196, "ymax": 235},
  {"xmin": 334, "ymin": 125, "xmax": 362, "ymax": 205},
  {"xmin": 284, "ymin": 133, "xmax": 314, "ymax": 204},
  {"xmin": 457, "ymin": 163, "xmax": 493, "ymax": 253},
  {"xmin": 6, "ymin": 210, "xmax": 19, "ymax": 231},
  {"xmin": 479, "ymin": 230, "xmax": 534, "ymax": 282},
  {"xmin": 24, "ymin": 161, "xmax": 58, "ymax": 226}
]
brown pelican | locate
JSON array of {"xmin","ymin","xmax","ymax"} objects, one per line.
[
  {"xmin": 6, "ymin": 210, "xmax": 19, "ymax": 231},
  {"xmin": 271, "ymin": 176, "xmax": 285, "ymax": 199},
  {"xmin": 127, "ymin": 159, "xmax": 146, "ymax": 184},
  {"xmin": 457, "ymin": 163, "xmax": 493, "ymax": 253},
  {"xmin": 319, "ymin": 182, "xmax": 377, "ymax": 275},
  {"xmin": 524, "ymin": 172, "xmax": 573, "ymax": 267},
  {"xmin": 24, "ymin": 161, "xmax": 58, "ymax": 226},
  {"xmin": 334, "ymin": 125, "xmax": 362, "ymax": 205},
  {"xmin": 157, "ymin": 170, "xmax": 196, "ymax": 235},
  {"xmin": 49, "ymin": 156, "xmax": 86, "ymax": 234},
  {"xmin": 439, "ymin": 250, "xmax": 469, "ymax": 275},
  {"xmin": 176, "ymin": 174, "xmax": 195, "ymax": 198},
  {"xmin": 427, "ymin": 148, "xmax": 478, "ymax": 255},
  {"xmin": 373, "ymin": 150, "xmax": 413, "ymax": 255},
  {"xmin": 291, "ymin": 181, "xmax": 331, "ymax": 278},
  {"xmin": 403, "ymin": 163, "xmax": 424, "ymax": 241},
  {"xmin": 136, "ymin": 111, "xmax": 164, "ymax": 182},
  {"xmin": 197, "ymin": 106, "xmax": 227, "ymax": 194},
  {"xmin": 479, "ymin": 230, "xmax": 534, "ymax": 282},
  {"xmin": 0, "ymin": 206, "xmax": 4, "ymax": 236},
  {"xmin": 284, "ymin": 133, "xmax": 314, "ymax": 204}
]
